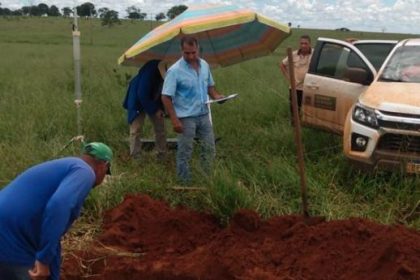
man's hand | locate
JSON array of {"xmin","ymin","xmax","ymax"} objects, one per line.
[
  {"xmin": 171, "ymin": 118, "xmax": 183, "ymax": 133},
  {"xmin": 28, "ymin": 260, "xmax": 50, "ymax": 280},
  {"xmin": 208, "ymin": 86, "xmax": 225, "ymax": 104},
  {"xmin": 212, "ymin": 94, "xmax": 225, "ymax": 104},
  {"xmin": 213, "ymin": 93, "xmax": 224, "ymax": 100}
]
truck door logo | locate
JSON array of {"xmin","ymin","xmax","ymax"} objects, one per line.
[{"xmin": 314, "ymin": 94, "xmax": 336, "ymax": 111}]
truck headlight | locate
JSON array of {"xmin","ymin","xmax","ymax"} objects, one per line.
[{"xmin": 352, "ymin": 104, "xmax": 379, "ymax": 129}]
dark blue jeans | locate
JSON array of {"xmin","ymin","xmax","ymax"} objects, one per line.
[{"xmin": 0, "ymin": 262, "xmax": 31, "ymax": 280}]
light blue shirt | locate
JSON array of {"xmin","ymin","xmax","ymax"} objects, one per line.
[{"xmin": 162, "ymin": 57, "xmax": 215, "ymax": 118}]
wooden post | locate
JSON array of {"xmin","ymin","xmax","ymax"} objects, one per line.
[{"xmin": 287, "ymin": 48, "xmax": 309, "ymax": 218}]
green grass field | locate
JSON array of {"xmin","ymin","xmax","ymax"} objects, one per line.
[{"xmin": 0, "ymin": 16, "xmax": 418, "ymax": 228}]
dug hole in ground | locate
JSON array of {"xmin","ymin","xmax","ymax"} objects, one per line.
[{"xmin": 62, "ymin": 194, "xmax": 419, "ymax": 280}]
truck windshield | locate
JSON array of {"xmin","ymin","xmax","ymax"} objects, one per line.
[{"xmin": 379, "ymin": 45, "xmax": 420, "ymax": 83}]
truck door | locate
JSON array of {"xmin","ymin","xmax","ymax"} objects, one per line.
[{"xmin": 301, "ymin": 38, "xmax": 377, "ymax": 135}]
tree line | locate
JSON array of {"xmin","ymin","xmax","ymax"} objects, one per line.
[{"xmin": 0, "ymin": 2, "xmax": 187, "ymax": 22}]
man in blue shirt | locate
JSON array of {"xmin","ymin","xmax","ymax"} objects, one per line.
[
  {"xmin": 162, "ymin": 36, "xmax": 224, "ymax": 182},
  {"xmin": 123, "ymin": 60, "xmax": 167, "ymax": 160},
  {"xmin": 0, "ymin": 142, "xmax": 112, "ymax": 280}
]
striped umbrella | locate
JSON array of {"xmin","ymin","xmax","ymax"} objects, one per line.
[{"xmin": 118, "ymin": 4, "xmax": 291, "ymax": 67}]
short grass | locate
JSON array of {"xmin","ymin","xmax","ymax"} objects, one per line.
[{"xmin": 0, "ymin": 16, "xmax": 418, "ymax": 229}]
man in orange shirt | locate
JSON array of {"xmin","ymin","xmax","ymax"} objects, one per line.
[{"xmin": 280, "ymin": 35, "xmax": 313, "ymax": 120}]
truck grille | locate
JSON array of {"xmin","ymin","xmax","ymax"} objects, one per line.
[
  {"xmin": 377, "ymin": 120, "xmax": 420, "ymax": 130},
  {"xmin": 379, "ymin": 110, "xmax": 420, "ymax": 118},
  {"xmin": 377, "ymin": 134, "xmax": 420, "ymax": 153},
  {"xmin": 378, "ymin": 110, "xmax": 420, "ymax": 130}
]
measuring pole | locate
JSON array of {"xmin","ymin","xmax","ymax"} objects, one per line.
[
  {"xmin": 72, "ymin": 8, "xmax": 83, "ymax": 140},
  {"xmin": 287, "ymin": 47, "xmax": 309, "ymax": 218},
  {"xmin": 55, "ymin": 7, "xmax": 85, "ymax": 155}
]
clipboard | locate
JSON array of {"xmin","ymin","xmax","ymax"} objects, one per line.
[{"xmin": 206, "ymin": 93, "xmax": 238, "ymax": 104}]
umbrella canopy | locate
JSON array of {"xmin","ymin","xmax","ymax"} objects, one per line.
[{"xmin": 118, "ymin": 4, "xmax": 291, "ymax": 68}]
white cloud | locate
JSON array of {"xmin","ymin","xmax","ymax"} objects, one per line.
[{"xmin": 2, "ymin": 0, "xmax": 419, "ymax": 34}]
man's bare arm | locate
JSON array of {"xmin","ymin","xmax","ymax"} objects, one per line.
[
  {"xmin": 208, "ymin": 86, "xmax": 224, "ymax": 100},
  {"xmin": 279, "ymin": 62, "xmax": 291, "ymax": 85},
  {"xmin": 161, "ymin": 95, "xmax": 183, "ymax": 133}
]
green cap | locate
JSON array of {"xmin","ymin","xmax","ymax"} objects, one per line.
[{"xmin": 83, "ymin": 142, "xmax": 113, "ymax": 162}]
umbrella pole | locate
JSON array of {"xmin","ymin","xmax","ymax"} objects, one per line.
[
  {"xmin": 72, "ymin": 8, "xmax": 84, "ymax": 145},
  {"xmin": 287, "ymin": 48, "xmax": 309, "ymax": 218}
]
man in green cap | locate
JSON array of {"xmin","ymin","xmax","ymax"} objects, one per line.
[{"xmin": 0, "ymin": 142, "xmax": 112, "ymax": 280}]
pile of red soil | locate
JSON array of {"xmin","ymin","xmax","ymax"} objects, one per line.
[{"xmin": 62, "ymin": 194, "xmax": 420, "ymax": 280}]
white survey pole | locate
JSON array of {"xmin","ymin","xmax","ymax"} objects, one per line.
[
  {"xmin": 72, "ymin": 7, "xmax": 83, "ymax": 138},
  {"xmin": 56, "ymin": 8, "xmax": 85, "ymax": 155}
]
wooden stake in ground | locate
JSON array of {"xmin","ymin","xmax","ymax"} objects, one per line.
[{"xmin": 287, "ymin": 47, "xmax": 309, "ymax": 218}]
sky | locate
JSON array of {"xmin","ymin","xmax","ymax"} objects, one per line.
[{"xmin": 3, "ymin": 0, "xmax": 420, "ymax": 34}]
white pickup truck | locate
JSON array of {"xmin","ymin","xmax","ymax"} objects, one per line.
[{"xmin": 301, "ymin": 37, "xmax": 420, "ymax": 174}]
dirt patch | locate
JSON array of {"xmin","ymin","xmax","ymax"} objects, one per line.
[{"xmin": 62, "ymin": 194, "xmax": 420, "ymax": 280}]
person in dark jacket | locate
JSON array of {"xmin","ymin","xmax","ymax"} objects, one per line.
[
  {"xmin": 0, "ymin": 142, "xmax": 112, "ymax": 280},
  {"xmin": 123, "ymin": 60, "xmax": 167, "ymax": 160}
]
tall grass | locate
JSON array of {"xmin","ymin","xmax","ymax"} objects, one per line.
[{"xmin": 0, "ymin": 17, "xmax": 418, "ymax": 229}]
